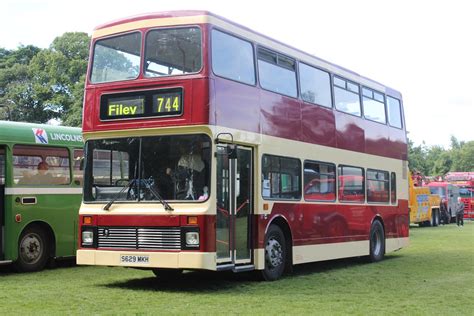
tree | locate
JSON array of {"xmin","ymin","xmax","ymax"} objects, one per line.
[
  {"xmin": 451, "ymin": 141, "xmax": 474, "ymax": 171},
  {"xmin": 0, "ymin": 45, "xmax": 42, "ymax": 121},
  {"xmin": 426, "ymin": 145, "xmax": 451, "ymax": 175},
  {"xmin": 408, "ymin": 139, "xmax": 428, "ymax": 174},
  {"xmin": 0, "ymin": 33, "xmax": 89, "ymax": 125}
]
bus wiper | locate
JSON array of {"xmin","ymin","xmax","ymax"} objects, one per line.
[
  {"xmin": 142, "ymin": 177, "xmax": 174, "ymax": 211},
  {"xmin": 103, "ymin": 179, "xmax": 135, "ymax": 211}
]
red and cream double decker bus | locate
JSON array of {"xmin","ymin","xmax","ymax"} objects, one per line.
[{"xmin": 77, "ymin": 11, "xmax": 409, "ymax": 280}]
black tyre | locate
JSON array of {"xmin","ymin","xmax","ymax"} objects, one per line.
[
  {"xmin": 261, "ymin": 225, "xmax": 286, "ymax": 281},
  {"xmin": 369, "ymin": 220, "xmax": 385, "ymax": 262},
  {"xmin": 15, "ymin": 225, "xmax": 49, "ymax": 272},
  {"xmin": 433, "ymin": 210, "xmax": 439, "ymax": 227},
  {"xmin": 152, "ymin": 268, "xmax": 183, "ymax": 281}
]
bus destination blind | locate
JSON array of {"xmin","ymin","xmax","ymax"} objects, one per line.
[
  {"xmin": 100, "ymin": 88, "xmax": 183, "ymax": 120},
  {"xmin": 106, "ymin": 96, "xmax": 145, "ymax": 118}
]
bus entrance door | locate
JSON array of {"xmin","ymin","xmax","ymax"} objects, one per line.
[
  {"xmin": 0, "ymin": 147, "xmax": 5, "ymax": 261},
  {"xmin": 216, "ymin": 145, "xmax": 253, "ymax": 270}
]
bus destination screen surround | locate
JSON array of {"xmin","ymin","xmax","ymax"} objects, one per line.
[{"xmin": 100, "ymin": 88, "xmax": 183, "ymax": 120}]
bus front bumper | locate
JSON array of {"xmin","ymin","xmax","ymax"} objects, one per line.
[{"xmin": 77, "ymin": 249, "xmax": 216, "ymax": 270}]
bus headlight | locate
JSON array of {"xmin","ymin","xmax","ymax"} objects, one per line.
[
  {"xmin": 82, "ymin": 230, "xmax": 94, "ymax": 246},
  {"xmin": 185, "ymin": 232, "xmax": 199, "ymax": 247}
]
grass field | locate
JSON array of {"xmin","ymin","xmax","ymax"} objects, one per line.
[{"xmin": 1, "ymin": 222, "xmax": 473, "ymax": 315}]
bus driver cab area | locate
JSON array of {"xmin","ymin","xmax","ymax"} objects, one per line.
[{"xmin": 84, "ymin": 134, "xmax": 211, "ymax": 207}]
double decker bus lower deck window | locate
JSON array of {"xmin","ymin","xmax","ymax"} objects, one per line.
[{"xmin": 84, "ymin": 134, "xmax": 211, "ymax": 203}]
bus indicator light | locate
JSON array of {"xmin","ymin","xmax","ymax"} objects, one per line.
[
  {"xmin": 15, "ymin": 214, "xmax": 22, "ymax": 223},
  {"xmin": 187, "ymin": 216, "xmax": 198, "ymax": 225},
  {"xmin": 83, "ymin": 216, "xmax": 92, "ymax": 225}
]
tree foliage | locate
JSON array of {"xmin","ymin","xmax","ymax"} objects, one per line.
[
  {"xmin": 408, "ymin": 136, "xmax": 474, "ymax": 175},
  {"xmin": 0, "ymin": 32, "xmax": 89, "ymax": 126}
]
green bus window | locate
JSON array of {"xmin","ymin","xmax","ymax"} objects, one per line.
[{"xmin": 13, "ymin": 145, "xmax": 70, "ymax": 185}]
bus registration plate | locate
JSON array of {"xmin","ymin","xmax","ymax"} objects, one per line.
[{"xmin": 120, "ymin": 254, "xmax": 150, "ymax": 264}]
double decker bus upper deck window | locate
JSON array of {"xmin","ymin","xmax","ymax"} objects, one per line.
[
  {"xmin": 144, "ymin": 27, "xmax": 202, "ymax": 77},
  {"xmin": 387, "ymin": 96, "xmax": 403, "ymax": 128},
  {"xmin": 90, "ymin": 32, "xmax": 141, "ymax": 83}
]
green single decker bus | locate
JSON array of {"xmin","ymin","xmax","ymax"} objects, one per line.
[{"xmin": 0, "ymin": 121, "xmax": 83, "ymax": 271}]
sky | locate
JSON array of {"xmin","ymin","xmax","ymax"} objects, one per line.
[{"xmin": 1, "ymin": 0, "xmax": 472, "ymax": 148}]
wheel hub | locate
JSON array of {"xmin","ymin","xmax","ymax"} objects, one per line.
[
  {"xmin": 20, "ymin": 234, "xmax": 42, "ymax": 263},
  {"xmin": 266, "ymin": 238, "xmax": 283, "ymax": 268}
]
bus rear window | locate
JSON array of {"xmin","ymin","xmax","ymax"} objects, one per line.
[
  {"xmin": 144, "ymin": 27, "xmax": 202, "ymax": 77},
  {"xmin": 90, "ymin": 32, "xmax": 141, "ymax": 84}
]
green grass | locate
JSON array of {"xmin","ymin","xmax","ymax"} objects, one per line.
[{"xmin": 1, "ymin": 222, "xmax": 473, "ymax": 315}]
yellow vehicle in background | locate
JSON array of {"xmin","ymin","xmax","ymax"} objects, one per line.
[{"xmin": 409, "ymin": 172, "xmax": 441, "ymax": 227}]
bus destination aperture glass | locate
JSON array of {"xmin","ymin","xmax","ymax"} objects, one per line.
[
  {"xmin": 107, "ymin": 96, "xmax": 145, "ymax": 118},
  {"xmin": 100, "ymin": 88, "xmax": 183, "ymax": 120}
]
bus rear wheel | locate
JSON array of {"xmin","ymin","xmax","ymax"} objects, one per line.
[
  {"xmin": 431, "ymin": 210, "xmax": 440, "ymax": 227},
  {"xmin": 369, "ymin": 220, "xmax": 385, "ymax": 262},
  {"xmin": 261, "ymin": 225, "xmax": 286, "ymax": 281},
  {"xmin": 15, "ymin": 225, "xmax": 49, "ymax": 272}
]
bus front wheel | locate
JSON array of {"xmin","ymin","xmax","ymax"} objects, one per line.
[
  {"xmin": 15, "ymin": 225, "xmax": 49, "ymax": 272},
  {"xmin": 261, "ymin": 225, "xmax": 286, "ymax": 281}
]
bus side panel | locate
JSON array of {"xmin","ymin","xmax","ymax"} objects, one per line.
[
  {"xmin": 4, "ymin": 193, "xmax": 81, "ymax": 260},
  {"xmin": 256, "ymin": 199, "xmax": 409, "ymax": 251},
  {"xmin": 211, "ymin": 77, "xmax": 260, "ymax": 133}
]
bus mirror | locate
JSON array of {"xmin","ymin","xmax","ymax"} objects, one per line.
[{"xmin": 227, "ymin": 144, "xmax": 237, "ymax": 159}]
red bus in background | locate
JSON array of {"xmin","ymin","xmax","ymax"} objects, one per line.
[
  {"xmin": 77, "ymin": 11, "xmax": 409, "ymax": 281},
  {"xmin": 445, "ymin": 172, "xmax": 474, "ymax": 219}
]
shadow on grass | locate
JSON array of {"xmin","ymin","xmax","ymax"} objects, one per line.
[
  {"xmin": 290, "ymin": 253, "xmax": 401, "ymax": 277},
  {"xmin": 101, "ymin": 255, "xmax": 403, "ymax": 292},
  {"xmin": 101, "ymin": 269, "xmax": 258, "ymax": 293},
  {"xmin": 0, "ymin": 257, "xmax": 77, "ymax": 275}
]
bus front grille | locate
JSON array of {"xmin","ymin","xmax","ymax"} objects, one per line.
[{"xmin": 97, "ymin": 227, "xmax": 181, "ymax": 250}]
